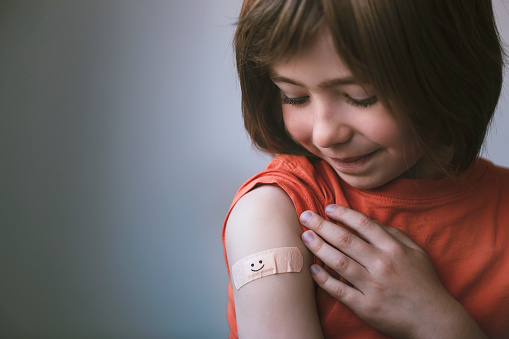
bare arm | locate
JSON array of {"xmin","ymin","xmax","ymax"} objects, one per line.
[{"xmin": 225, "ymin": 185, "xmax": 323, "ymax": 339}]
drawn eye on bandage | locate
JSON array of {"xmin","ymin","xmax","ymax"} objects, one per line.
[{"xmin": 231, "ymin": 247, "xmax": 303, "ymax": 290}]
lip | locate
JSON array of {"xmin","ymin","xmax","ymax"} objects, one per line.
[{"xmin": 329, "ymin": 149, "xmax": 380, "ymax": 170}]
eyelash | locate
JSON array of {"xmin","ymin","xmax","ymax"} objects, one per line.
[
  {"xmin": 345, "ymin": 94, "xmax": 378, "ymax": 108},
  {"xmin": 280, "ymin": 93, "xmax": 378, "ymax": 108},
  {"xmin": 281, "ymin": 94, "xmax": 308, "ymax": 107}
]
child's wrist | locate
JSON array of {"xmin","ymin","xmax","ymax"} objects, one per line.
[{"xmin": 412, "ymin": 297, "xmax": 487, "ymax": 339}]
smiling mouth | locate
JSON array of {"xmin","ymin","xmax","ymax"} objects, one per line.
[
  {"xmin": 330, "ymin": 149, "xmax": 380, "ymax": 169},
  {"xmin": 333, "ymin": 150, "xmax": 379, "ymax": 163},
  {"xmin": 251, "ymin": 265, "xmax": 265, "ymax": 272}
]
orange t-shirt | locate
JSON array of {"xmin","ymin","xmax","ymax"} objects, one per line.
[{"xmin": 222, "ymin": 155, "xmax": 509, "ymax": 338}]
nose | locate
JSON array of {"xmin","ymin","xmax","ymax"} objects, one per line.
[{"xmin": 312, "ymin": 102, "xmax": 352, "ymax": 149}]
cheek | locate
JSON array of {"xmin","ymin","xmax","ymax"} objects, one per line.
[
  {"xmin": 366, "ymin": 124, "xmax": 402, "ymax": 146},
  {"xmin": 373, "ymin": 120, "xmax": 420, "ymax": 160},
  {"xmin": 360, "ymin": 109, "xmax": 411, "ymax": 147},
  {"xmin": 282, "ymin": 109, "xmax": 312, "ymax": 143}
]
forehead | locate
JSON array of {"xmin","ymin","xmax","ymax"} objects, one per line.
[{"xmin": 269, "ymin": 29, "xmax": 356, "ymax": 88}]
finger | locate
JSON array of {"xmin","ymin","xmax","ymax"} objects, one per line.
[
  {"xmin": 323, "ymin": 205, "xmax": 393, "ymax": 249},
  {"xmin": 300, "ymin": 210, "xmax": 377, "ymax": 265},
  {"xmin": 309, "ymin": 264, "xmax": 364, "ymax": 308},
  {"xmin": 379, "ymin": 224, "xmax": 423, "ymax": 251},
  {"xmin": 302, "ymin": 230, "xmax": 370, "ymax": 286}
]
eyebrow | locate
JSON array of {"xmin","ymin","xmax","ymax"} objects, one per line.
[{"xmin": 269, "ymin": 72, "xmax": 359, "ymax": 88}]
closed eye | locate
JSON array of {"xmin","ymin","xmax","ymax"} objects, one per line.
[
  {"xmin": 345, "ymin": 94, "xmax": 378, "ymax": 108},
  {"xmin": 281, "ymin": 93, "xmax": 309, "ymax": 107},
  {"xmin": 280, "ymin": 92, "xmax": 377, "ymax": 108}
]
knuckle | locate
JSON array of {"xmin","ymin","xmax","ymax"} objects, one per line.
[
  {"xmin": 332, "ymin": 206, "xmax": 351, "ymax": 224},
  {"xmin": 388, "ymin": 226, "xmax": 407, "ymax": 240},
  {"xmin": 335, "ymin": 205, "xmax": 348, "ymax": 218},
  {"xmin": 331, "ymin": 256, "xmax": 349, "ymax": 272},
  {"xmin": 312, "ymin": 268, "xmax": 327, "ymax": 284},
  {"xmin": 314, "ymin": 217, "xmax": 327, "ymax": 233},
  {"xmin": 357, "ymin": 215, "xmax": 373, "ymax": 231},
  {"xmin": 336, "ymin": 232, "xmax": 353, "ymax": 247},
  {"xmin": 369, "ymin": 279, "xmax": 386, "ymax": 295},
  {"xmin": 384, "ymin": 240, "xmax": 407, "ymax": 258},
  {"xmin": 390, "ymin": 227, "xmax": 404, "ymax": 236},
  {"xmin": 373, "ymin": 257, "xmax": 393, "ymax": 274},
  {"xmin": 388, "ymin": 243, "xmax": 406, "ymax": 257},
  {"xmin": 330, "ymin": 282, "xmax": 345, "ymax": 298},
  {"xmin": 312, "ymin": 236, "xmax": 326, "ymax": 252},
  {"xmin": 364, "ymin": 300, "xmax": 382, "ymax": 316}
]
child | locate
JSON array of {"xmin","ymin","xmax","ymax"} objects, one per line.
[{"xmin": 223, "ymin": 0, "xmax": 509, "ymax": 338}]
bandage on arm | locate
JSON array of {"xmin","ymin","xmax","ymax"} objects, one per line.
[
  {"xmin": 225, "ymin": 185, "xmax": 323, "ymax": 338},
  {"xmin": 231, "ymin": 247, "xmax": 303, "ymax": 289}
]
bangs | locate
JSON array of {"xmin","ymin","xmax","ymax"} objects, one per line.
[
  {"xmin": 235, "ymin": 0, "xmax": 324, "ymax": 66},
  {"xmin": 322, "ymin": 0, "xmax": 412, "ymax": 103},
  {"xmin": 236, "ymin": 0, "xmax": 406, "ymax": 95},
  {"xmin": 234, "ymin": 0, "xmax": 504, "ymax": 174}
]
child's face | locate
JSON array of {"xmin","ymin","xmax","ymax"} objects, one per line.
[{"xmin": 270, "ymin": 29, "xmax": 434, "ymax": 189}]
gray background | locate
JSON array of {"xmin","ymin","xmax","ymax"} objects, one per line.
[{"xmin": 0, "ymin": 1, "xmax": 507, "ymax": 338}]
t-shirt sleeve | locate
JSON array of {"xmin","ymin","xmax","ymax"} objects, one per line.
[{"xmin": 222, "ymin": 155, "xmax": 336, "ymax": 269}]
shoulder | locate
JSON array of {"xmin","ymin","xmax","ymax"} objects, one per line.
[
  {"xmin": 230, "ymin": 155, "xmax": 338, "ymax": 217},
  {"xmin": 224, "ymin": 155, "xmax": 330, "ymax": 259},
  {"xmin": 474, "ymin": 159, "xmax": 509, "ymax": 219},
  {"xmin": 478, "ymin": 158, "xmax": 509, "ymax": 187},
  {"xmin": 492, "ymin": 161, "xmax": 509, "ymax": 179},
  {"xmin": 225, "ymin": 185, "xmax": 306, "ymax": 264}
]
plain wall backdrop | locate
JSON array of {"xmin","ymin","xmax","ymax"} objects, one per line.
[{"xmin": 0, "ymin": 1, "xmax": 508, "ymax": 338}]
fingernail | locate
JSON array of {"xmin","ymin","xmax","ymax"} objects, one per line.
[
  {"xmin": 300, "ymin": 211, "xmax": 312, "ymax": 224},
  {"xmin": 325, "ymin": 204, "xmax": 336, "ymax": 213},
  {"xmin": 302, "ymin": 230, "xmax": 314, "ymax": 244},
  {"xmin": 310, "ymin": 265, "xmax": 320, "ymax": 275}
]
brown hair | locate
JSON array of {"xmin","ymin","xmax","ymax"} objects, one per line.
[{"xmin": 234, "ymin": 0, "xmax": 505, "ymax": 175}]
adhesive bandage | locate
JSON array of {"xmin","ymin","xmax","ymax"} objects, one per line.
[{"xmin": 231, "ymin": 247, "xmax": 303, "ymax": 290}]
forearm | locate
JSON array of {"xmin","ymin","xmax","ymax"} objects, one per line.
[{"xmin": 412, "ymin": 296, "xmax": 487, "ymax": 339}]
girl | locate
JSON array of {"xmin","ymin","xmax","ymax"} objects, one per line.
[{"xmin": 223, "ymin": 0, "xmax": 509, "ymax": 338}]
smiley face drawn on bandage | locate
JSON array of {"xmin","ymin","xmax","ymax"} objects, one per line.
[
  {"xmin": 251, "ymin": 260, "xmax": 264, "ymax": 272},
  {"xmin": 231, "ymin": 247, "xmax": 303, "ymax": 290}
]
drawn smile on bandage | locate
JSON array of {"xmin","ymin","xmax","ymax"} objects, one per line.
[{"xmin": 251, "ymin": 260, "xmax": 264, "ymax": 272}]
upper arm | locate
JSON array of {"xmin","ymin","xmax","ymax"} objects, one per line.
[{"xmin": 225, "ymin": 185, "xmax": 323, "ymax": 339}]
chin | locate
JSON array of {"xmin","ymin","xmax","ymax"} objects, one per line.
[{"xmin": 341, "ymin": 175, "xmax": 395, "ymax": 190}]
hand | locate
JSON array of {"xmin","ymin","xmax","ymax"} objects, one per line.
[{"xmin": 299, "ymin": 204, "xmax": 486, "ymax": 339}]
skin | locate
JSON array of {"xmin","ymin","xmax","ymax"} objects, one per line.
[
  {"xmin": 226, "ymin": 28, "xmax": 487, "ymax": 337},
  {"xmin": 300, "ymin": 205, "xmax": 488, "ymax": 339},
  {"xmin": 225, "ymin": 186, "xmax": 323, "ymax": 338},
  {"xmin": 271, "ymin": 29, "xmax": 438, "ymax": 189}
]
